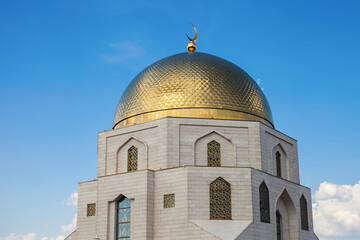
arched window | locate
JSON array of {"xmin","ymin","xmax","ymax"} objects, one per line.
[
  {"xmin": 276, "ymin": 151, "xmax": 281, "ymax": 178},
  {"xmin": 300, "ymin": 195, "xmax": 309, "ymax": 230},
  {"xmin": 116, "ymin": 197, "xmax": 131, "ymax": 239},
  {"xmin": 259, "ymin": 181, "xmax": 270, "ymax": 223},
  {"xmin": 276, "ymin": 211, "xmax": 282, "ymax": 240},
  {"xmin": 208, "ymin": 140, "xmax": 221, "ymax": 167},
  {"xmin": 128, "ymin": 146, "xmax": 138, "ymax": 172},
  {"xmin": 210, "ymin": 177, "xmax": 231, "ymax": 219}
]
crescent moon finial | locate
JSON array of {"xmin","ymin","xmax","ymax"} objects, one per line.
[{"xmin": 186, "ymin": 24, "xmax": 197, "ymax": 52}]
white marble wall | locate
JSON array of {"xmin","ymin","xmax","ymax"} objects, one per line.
[
  {"xmin": 68, "ymin": 118, "xmax": 315, "ymax": 240},
  {"xmin": 97, "ymin": 118, "xmax": 299, "ymax": 180}
]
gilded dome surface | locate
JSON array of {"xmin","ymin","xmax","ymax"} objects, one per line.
[{"xmin": 113, "ymin": 52, "xmax": 274, "ymax": 129}]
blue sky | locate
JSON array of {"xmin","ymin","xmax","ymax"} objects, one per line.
[{"xmin": 1, "ymin": 1, "xmax": 360, "ymax": 239}]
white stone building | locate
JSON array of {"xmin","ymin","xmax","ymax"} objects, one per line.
[{"xmin": 65, "ymin": 48, "xmax": 318, "ymax": 239}]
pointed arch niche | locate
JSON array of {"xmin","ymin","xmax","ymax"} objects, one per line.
[
  {"xmin": 128, "ymin": 146, "xmax": 138, "ymax": 172},
  {"xmin": 209, "ymin": 177, "xmax": 231, "ymax": 219},
  {"xmin": 300, "ymin": 195, "xmax": 309, "ymax": 231},
  {"xmin": 116, "ymin": 197, "xmax": 131, "ymax": 238},
  {"xmin": 259, "ymin": 181, "xmax": 270, "ymax": 223},
  {"xmin": 194, "ymin": 131, "xmax": 235, "ymax": 167},
  {"xmin": 272, "ymin": 144, "xmax": 289, "ymax": 180},
  {"xmin": 108, "ymin": 194, "xmax": 134, "ymax": 240},
  {"xmin": 275, "ymin": 189, "xmax": 299, "ymax": 240},
  {"xmin": 276, "ymin": 210, "xmax": 282, "ymax": 240},
  {"xmin": 116, "ymin": 137, "xmax": 148, "ymax": 173},
  {"xmin": 208, "ymin": 140, "xmax": 221, "ymax": 166}
]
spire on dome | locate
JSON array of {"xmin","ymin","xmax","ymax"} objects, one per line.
[{"xmin": 186, "ymin": 24, "xmax": 197, "ymax": 52}]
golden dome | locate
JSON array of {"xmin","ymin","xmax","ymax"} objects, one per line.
[{"xmin": 113, "ymin": 52, "xmax": 274, "ymax": 129}]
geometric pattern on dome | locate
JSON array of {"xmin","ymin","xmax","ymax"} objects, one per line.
[{"xmin": 114, "ymin": 52, "xmax": 273, "ymax": 128}]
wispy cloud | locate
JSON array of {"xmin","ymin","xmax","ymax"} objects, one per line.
[
  {"xmin": 0, "ymin": 192, "xmax": 78, "ymax": 240},
  {"xmin": 256, "ymin": 78, "xmax": 264, "ymax": 91},
  {"xmin": 0, "ymin": 233, "xmax": 36, "ymax": 240},
  {"xmin": 0, "ymin": 233, "xmax": 64, "ymax": 240},
  {"xmin": 40, "ymin": 237, "xmax": 64, "ymax": 240},
  {"xmin": 62, "ymin": 193, "xmax": 78, "ymax": 234},
  {"xmin": 66, "ymin": 192, "xmax": 78, "ymax": 207},
  {"xmin": 0, "ymin": 193, "xmax": 76, "ymax": 240},
  {"xmin": 102, "ymin": 41, "xmax": 145, "ymax": 63},
  {"xmin": 313, "ymin": 181, "xmax": 360, "ymax": 240},
  {"xmin": 61, "ymin": 214, "xmax": 77, "ymax": 233}
]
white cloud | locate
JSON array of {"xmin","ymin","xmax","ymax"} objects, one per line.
[
  {"xmin": 313, "ymin": 181, "xmax": 360, "ymax": 240},
  {"xmin": 66, "ymin": 192, "xmax": 78, "ymax": 207},
  {"xmin": 1, "ymin": 192, "xmax": 76, "ymax": 240},
  {"xmin": 60, "ymin": 193, "xmax": 77, "ymax": 236},
  {"xmin": 256, "ymin": 78, "xmax": 261, "ymax": 85},
  {"xmin": 102, "ymin": 41, "xmax": 144, "ymax": 63},
  {"xmin": 0, "ymin": 234, "xmax": 64, "ymax": 240},
  {"xmin": 61, "ymin": 214, "xmax": 77, "ymax": 233},
  {"xmin": 256, "ymin": 78, "xmax": 264, "ymax": 91},
  {"xmin": 22, "ymin": 234, "xmax": 35, "ymax": 240},
  {"xmin": 40, "ymin": 236, "xmax": 64, "ymax": 240},
  {"xmin": 0, "ymin": 233, "xmax": 36, "ymax": 240}
]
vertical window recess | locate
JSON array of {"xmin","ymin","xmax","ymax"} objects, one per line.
[
  {"xmin": 300, "ymin": 195, "xmax": 309, "ymax": 230},
  {"xmin": 208, "ymin": 140, "xmax": 221, "ymax": 167},
  {"xmin": 116, "ymin": 197, "xmax": 131, "ymax": 239},
  {"xmin": 210, "ymin": 177, "xmax": 231, "ymax": 219},
  {"xmin": 276, "ymin": 151, "xmax": 281, "ymax": 178},
  {"xmin": 87, "ymin": 203, "xmax": 96, "ymax": 217},
  {"xmin": 163, "ymin": 194, "xmax": 175, "ymax": 208},
  {"xmin": 128, "ymin": 146, "xmax": 138, "ymax": 172},
  {"xmin": 276, "ymin": 211, "xmax": 282, "ymax": 240},
  {"xmin": 259, "ymin": 181, "xmax": 270, "ymax": 223}
]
